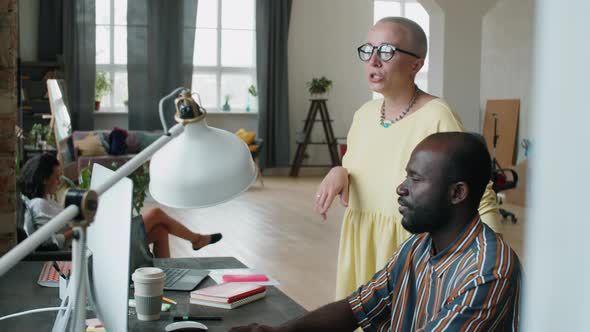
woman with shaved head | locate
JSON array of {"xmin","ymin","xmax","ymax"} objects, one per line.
[{"xmin": 314, "ymin": 17, "xmax": 501, "ymax": 300}]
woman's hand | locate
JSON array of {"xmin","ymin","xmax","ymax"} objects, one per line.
[{"xmin": 314, "ymin": 166, "xmax": 349, "ymax": 220}]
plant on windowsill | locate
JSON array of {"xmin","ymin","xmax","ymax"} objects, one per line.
[
  {"xmin": 95, "ymin": 71, "xmax": 112, "ymax": 111},
  {"xmin": 246, "ymin": 85, "xmax": 257, "ymax": 112},
  {"xmin": 223, "ymin": 95, "xmax": 231, "ymax": 112},
  {"xmin": 307, "ymin": 76, "xmax": 333, "ymax": 99}
]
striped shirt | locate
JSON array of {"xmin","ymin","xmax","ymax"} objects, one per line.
[{"xmin": 347, "ymin": 217, "xmax": 521, "ymax": 332}]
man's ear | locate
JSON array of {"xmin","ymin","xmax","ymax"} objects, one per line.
[{"xmin": 449, "ymin": 182, "xmax": 469, "ymax": 205}]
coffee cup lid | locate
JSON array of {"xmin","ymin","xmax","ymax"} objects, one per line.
[{"xmin": 132, "ymin": 267, "xmax": 165, "ymax": 281}]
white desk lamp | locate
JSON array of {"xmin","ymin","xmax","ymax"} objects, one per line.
[{"xmin": 0, "ymin": 87, "xmax": 257, "ymax": 331}]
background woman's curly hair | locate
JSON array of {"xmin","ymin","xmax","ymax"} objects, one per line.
[{"xmin": 17, "ymin": 153, "xmax": 59, "ymax": 199}]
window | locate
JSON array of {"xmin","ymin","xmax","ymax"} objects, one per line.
[
  {"xmin": 96, "ymin": 0, "xmax": 128, "ymax": 112},
  {"xmin": 192, "ymin": 0, "xmax": 257, "ymax": 113},
  {"xmin": 95, "ymin": 0, "xmax": 257, "ymax": 114},
  {"xmin": 373, "ymin": 0, "xmax": 430, "ymax": 94}
]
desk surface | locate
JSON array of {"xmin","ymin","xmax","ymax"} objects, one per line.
[{"xmin": 0, "ymin": 257, "xmax": 307, "ymax": 331}]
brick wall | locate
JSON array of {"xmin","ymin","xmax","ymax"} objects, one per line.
[{"xmin": 0, "ymin": 0, "xmax": 17, "ymax": 254}]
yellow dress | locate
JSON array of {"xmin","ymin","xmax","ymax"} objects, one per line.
[{"xmin": 336, "ymin": 98, "xmax": 501, "ymax": 299}]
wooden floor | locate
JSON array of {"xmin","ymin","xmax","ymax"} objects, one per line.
[{"xmin": 144, "ymin": 176, "xmax": 526, "ymax": 311}]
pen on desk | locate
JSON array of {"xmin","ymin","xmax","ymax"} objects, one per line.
[
  {"xmin": 162, "ymin": 297, "xmax": 177, "ymax": 305},
  {"xmin": 173, "ymin": 315, "xmax": 222, "ymax": 321},
  {"xmin": 52, "ymin": 261, "xmax": 67, "ymax": 280}
]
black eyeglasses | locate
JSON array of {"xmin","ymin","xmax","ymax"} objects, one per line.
[{"xmin": 357, "ymin": 43, "xmax": 421, "ymax": 62}]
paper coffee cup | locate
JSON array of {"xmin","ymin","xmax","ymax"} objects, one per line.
[{"xmin": 132, "ymin": 267, "xmax": 165, "ymax": 321}]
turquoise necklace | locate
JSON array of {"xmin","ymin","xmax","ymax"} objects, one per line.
[{"xmin": 380, "ymin": 85, "xmax": 420, "ymax": 128}]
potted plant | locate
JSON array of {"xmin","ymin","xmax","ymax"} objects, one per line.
[
  {"xmin": 29, "ymin": 123, "xmax": 54, "ymax": 149},
  {"xmin": 306, "ymin": 76, "xmax": 333, "ymax": 99},
  {"xmin": 246, "ymin": 85, "xmax": 257, "ymax": 112},
  {"xmin": 222, "ymin": 95, "xmax": 231, "ymax": 112},
  {"xmin": 79, "ymin": 162, "xmax": 150, "ymax": 216},
  {"xmin": 95, "ymin": 71, "xmax": 112, "ymax": 111}
]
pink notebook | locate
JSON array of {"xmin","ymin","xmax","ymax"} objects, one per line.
[
  {"xmin": 222, "ymin": 274, "xmax": 269, "ymax": 283},
  {"xmin": 191, "ymin": 282, "xmax": 266, "ymax": 303}
]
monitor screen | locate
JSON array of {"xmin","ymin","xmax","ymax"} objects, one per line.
[{"xmin": 87, "ymin": 164, "xmax": 133, "ymax": 332}]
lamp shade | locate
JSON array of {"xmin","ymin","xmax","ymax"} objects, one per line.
[{"xmin": 149, "ymin": 120, "xmax": 257, "ymax": 208}]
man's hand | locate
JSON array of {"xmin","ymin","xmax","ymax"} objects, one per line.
[
  {"xmin": 228, "ymin": 324, "xmax": 278, "ymax": 332},
  {"xmin": 314, "ymin": 166, "xmax": 349, "ymax": 220},
  {"xmin": 229, "ymin": 300, "xmax": 356, "ymax": 332}
]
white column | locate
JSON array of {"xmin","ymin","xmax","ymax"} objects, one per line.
[
  {"xmin": 522, "ymin": 1, "xmax": 590, "ymax": 331},
  {"xmin": 418, "ymin": 0, "xmax": 444, "ymax": 97},
  {"xmin": 428, "ymin": 0, "xmax": 498, "ymax": 131}
]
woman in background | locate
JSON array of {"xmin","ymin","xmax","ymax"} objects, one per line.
[{"xmin": 18, "ymin": 153, "xmax": 222, "ymax": 258}]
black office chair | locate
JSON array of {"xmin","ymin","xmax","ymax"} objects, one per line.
[
  {"xmin": 492, "ymin": 164, "xmax": 518, "ymax": 224},
  {"xmin": 16, "ymin": 195, "xmax": 72, "ymax": 261},
  {"xmin": 490, "ymin": 113, "xmax": 518, "ymax": 224}
]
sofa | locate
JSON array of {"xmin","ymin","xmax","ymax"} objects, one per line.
[{"xmin": 62, "ymin": 130, "xmax": 162, "ymax": 181}]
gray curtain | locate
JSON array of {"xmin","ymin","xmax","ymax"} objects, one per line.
[
  {"xmin": 127, "ymin": 0, "xmax": 198, "ymax": 130},
  {"xmin": 256, "ymin": 0, "xmax": 292, "ymax": 168},
  {"xmin": 38, "ymin": 0, "xmax": 63, "ymax": 61},
  {"xmin": 63, "ymin": 0, "xmax": 95, "ymax": 130}
]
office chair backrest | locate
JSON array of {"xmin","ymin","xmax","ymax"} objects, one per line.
[
  {"xmin": 17, "ymin": 194, "xmax": 62, "ymax": 251},
  {"xmin": 20, "ymin": 195, "xmax": 37, "ymax": 237}
]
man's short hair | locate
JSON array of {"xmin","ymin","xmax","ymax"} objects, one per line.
[
  {"xmin": 425, "ymin": 132, "xmax": 492, "ymax": 207},
  {"xmin": 377, "ymin": 16, "xmax": 428, "ymax": 58}
]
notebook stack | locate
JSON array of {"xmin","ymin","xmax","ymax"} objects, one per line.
[{"xmin": 190, "ymin": 283, "xmax": 266, "ymax": 309}]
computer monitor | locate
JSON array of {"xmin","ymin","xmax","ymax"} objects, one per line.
[{"xmin": 87, "ymin": 164, "xmax": 133, "ymax": 332}]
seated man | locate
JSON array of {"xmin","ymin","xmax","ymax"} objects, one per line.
[{"xmin": 231, "ymin": 132, "xmax": 522, "ymax": 332}]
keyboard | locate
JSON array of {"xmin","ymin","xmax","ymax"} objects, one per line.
[{"xmin": 162, "ymin": 267, "xmax": 190, "ymax": 288}]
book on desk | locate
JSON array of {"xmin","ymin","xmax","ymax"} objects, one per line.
[{"xmin": 190, "ymin": 283, "xmax": 266, "ymax": 309}]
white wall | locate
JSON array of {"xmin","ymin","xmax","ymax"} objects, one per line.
[
  {"xmin": 481, "ymin": 0, "xmax": 534, "ymax": 161},
  {"xmin": 93, "ymin": 113, "xmax": 129, "ymax": 130},
  {"xmin": 18, "ymin": 0, "xmax": 39, "ymax": 61},
  {"xmin": 431, "ymin": 0, "xmax": 499, "ymax": 132},
  {"xmin": 418, "ymin": 0, "xmax": 444, "ymax": 97},
  {"xmin": 523, "ymin": 1, "xmax": 590, "ymax": 330},
  {"xmin": 201, "ymin": 113, "xmax": 258, "ymax": 133},
  {"xmin": 288, "ymin": 0, "xmax": 373, "ymax": 166},
  {"xmin": 93, "ymin": 112, "xmax": 257, "ymax": 133}
]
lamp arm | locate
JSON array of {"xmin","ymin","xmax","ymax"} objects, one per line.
[
  {"xmin": 0, "ymin": 205, "xmax": 79, "ymax": 276},
  {"xmin": 159, "ymin": 87, "xmax": 187, "ymax": 135}
]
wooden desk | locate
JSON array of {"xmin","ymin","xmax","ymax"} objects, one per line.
[{"xmin": 0, "ymin": 257, "xmax": 307, "ymax": 331}]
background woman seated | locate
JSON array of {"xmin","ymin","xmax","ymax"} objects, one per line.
[{"xmin": 17, "ymin": 153, "xmax": 222, "ymax": 258}]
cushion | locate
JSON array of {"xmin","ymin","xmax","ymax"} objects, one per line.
[
  {"xmin": 108, "ymin": 127, "xmax": 128, "ymax": 155},
  {"xmin": 98, "ymin": 133, "xmax": 110, "ymax": 152},
  {"xmin": 74, "ymin": 133, "xmax": 107, "ymax": 156},
  {"xmin": 138, "ymin": 132, "xmax": 161, "ymax": 151},
  {"xmin": 126, "ymin": 132, "xmax": 140, "ymax": 154},
  {"xmin": 235, "ymin": 128, "xmax": 256, "ymax": 145}
]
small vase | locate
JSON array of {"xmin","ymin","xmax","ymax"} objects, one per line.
[{"xmin": 223, "ymin": 101, "xmax": 231, "ymax": 112}]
